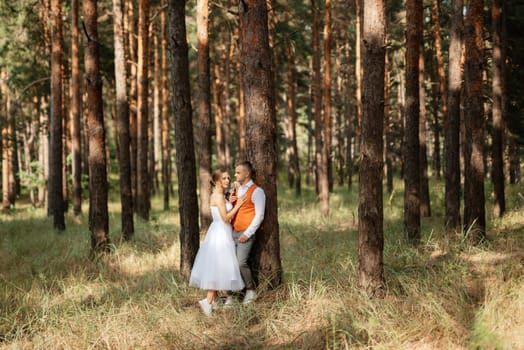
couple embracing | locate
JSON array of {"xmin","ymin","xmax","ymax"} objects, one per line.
[{"xmin": 189, "ymin": 161, "xmax": 265, "ymax": 316}]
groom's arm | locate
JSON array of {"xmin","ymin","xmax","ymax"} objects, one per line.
[{"xmin": 242, "ymin": 187, "xmax": 266, "ymax": 239}]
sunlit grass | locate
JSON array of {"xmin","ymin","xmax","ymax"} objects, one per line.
[{"xmin": 1, "ymin": 178, "xmax": 523, "ymax": 349}]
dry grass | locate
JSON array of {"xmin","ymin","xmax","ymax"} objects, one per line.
[{"xmin": 1, "ymin": 180, "xmax": 523, "ymax": 349}]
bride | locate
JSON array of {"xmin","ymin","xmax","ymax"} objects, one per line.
[{"xmin": 189, "ymin": 169, "xmax": 246, "ymax": 316}]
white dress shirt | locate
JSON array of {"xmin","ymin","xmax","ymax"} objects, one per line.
[{"xmin": 237, "ymin": 179, "xmax": 266, "ymax": 238}]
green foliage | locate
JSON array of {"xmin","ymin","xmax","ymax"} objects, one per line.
[{"xmin": 18, "ymin": 161, "xmax": 45, "ymax": 190}]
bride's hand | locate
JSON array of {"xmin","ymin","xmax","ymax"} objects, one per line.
[{"xmin": 235, "ymin": 194, "xmax": 247, "ymax": 208}]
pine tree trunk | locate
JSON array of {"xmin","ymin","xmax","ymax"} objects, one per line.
[
  {"xmin": 445, "ymin": 0, "xmax": 463, "ymax": 234},
  {"xmin": 324, "ymin": 0, "xmax": 333, "ymax": 193},
  {"xmin": 71, "ymin": 0, "xmax": 82, "ymax": 215},
  {"xmin": 136, "ymin": 0, "xmax": 150, "ymax": 220},
  {"xmin": 167, "ymin": 0, "xmax": 200, "ymax": 278},
  {"xmin": 312, "ymin": 0, "xmax": 329, "ymax": 215},
  {"xmin": 127, "ymin": 0, "xmax": 138, "ymax": 213},
  {"xmin": 385, "ymin": 41, "xmax": 393, "ymax": 194},
  {"xmin": 404, "ymin": 0, "xmax": 422, "ymax": 242},
  {"xmin": 196, "ymin": 0, "xmax": 212, "ymax": 229},
  {"xmin": 113, "ymin": 0, "xmax": 134, "ymax": 239},
  {"xmin": 491, "ymin": 0, "xmax": 506, "ymax": 218},
  {"xmin": 358, "ymin": 0, "xmax": 385, "ymax": 297},
  {"xmin": 285, "ymin": 19, "xmax": 301, "ymax": 196},
  {"xmin": 463, "ymin": 0, "xmax": 486, "ymax": 241},
  {"xmin": 1, "ymin": 71, "xmax": 9, "ymax": 210},
  {"xmin": 160, "ymin": 4, "xmax": 170, "ymax": 211},
  {"xmin": 83, "ymin": 0, "xmax": 110, "ymax": 251},
  {"xmin": 419, "ymin": 38, "xmax": 431, "ymax": 217},
  {"xmin": 49, "ymin": 0, "xmax": 65, "ymax": 230},
  {"xmin": 431, "ymin": 0, "xmax": 445, "ymax": 178},
  {"xmin": 239, "ymin": 0, "xmax": 282, "ymax": 289}
]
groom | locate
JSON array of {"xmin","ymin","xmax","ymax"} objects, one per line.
[{"xmin": 230, "ymin": 160, "xmax": 266, "ymax": 304}]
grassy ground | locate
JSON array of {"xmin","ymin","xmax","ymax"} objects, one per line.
[{"xmin": 1, "ymin": 178, "xmax": 523, "ymax": 349}]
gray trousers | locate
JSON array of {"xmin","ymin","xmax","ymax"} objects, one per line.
[{"xmin": 232, "ymin": 230, "xmax": 255, "ymax": 289}]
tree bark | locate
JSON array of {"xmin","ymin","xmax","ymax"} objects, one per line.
[
  {"xmin": 113, "ymin": 0, "xmax": 134, "ymax": 239},
  {"xmin": 419, "ymin": 35, "xmax": 430, "ymax": 218},
  {"xmin": 323, "ymin": 0, "xmax": 333, "ymax": 192},
  {"xmin": 491, "ymin": 0, "xmax": 506, "ymax": 218},
  {"xmin": 197, "ymin": 0, "xmax": 213, "ymax": 229},
  {"xmin": 312, "ymin": 0, "xmax": 329, "ymax": 216},
  {"xmin": 71, "ymin": 0, "xmax": 82, "ymax": 215},
  {"xmin": 404, "ymin": 0, "xmax": 422, "ymax": 242},
  {"xmin": 431, "ymin": 0, "xmax": 445, "ymax": 178},
  {"xmin": 239, "ymin": 0, "xmax": 282, "ymax": 289},
  {"xmin": 160, "ymin": 4, "xmax": 170, "ymax": 211},
  {"xmin": 167, "ymin": 0, "xmax": 200, "ymax": 278},
  {"xmin": 49, "ymin": 0, "xmax": 65, "ymax": 230},
  {"xmin": 463, "ymin": 0, "xmax": 486, "ymax": 241},
  {"xmin": 445, "ymin": 0, "xmax": 463, "ymax": 234},
  {"xmin": 136, "ymin": 0, "xmax": 150, "ymax": 220},
  {"xmin": 358, "ymin": 0, "xmax": 385, "ymax": 297},
  {"xmin": 83, "ymin": 0, "xmax": 110, "ymax": 252}
]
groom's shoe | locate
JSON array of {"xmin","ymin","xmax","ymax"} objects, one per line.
[
  {"xmin": 198, "ymin": 298, "xmax": 213, "ymax": 316},
  {"xmin": 242, "ymin": 290, "xmax": 256, "ymax": 304}
]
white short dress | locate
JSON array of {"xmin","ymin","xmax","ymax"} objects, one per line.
[{"xmin": 189, "ymin": 203, "xmax": 245, "ymax": 291}]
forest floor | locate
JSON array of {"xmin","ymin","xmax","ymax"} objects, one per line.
[{"xmin": 1, "ymin": 178, "xmax": 523, "ymax": 349}]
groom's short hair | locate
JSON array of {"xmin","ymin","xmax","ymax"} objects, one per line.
[{"xmin": 236, "ymin": 160, "xmax": 255, "ymax": 179}]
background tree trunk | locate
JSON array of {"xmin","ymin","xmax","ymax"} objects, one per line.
[
  {"xmin": 196, "ymin": 0, "xmax": 212, "ymax": 229},
  {"xmin": 167, "ymin": 0, "xmax": 200, "ymax": 278},
  {"xmin": 49, "ymin": 0, "xmax": 65, "ymax": 230},
  {"xmin": 136, "ymin": 0, "xmax": 150, "ymax": 220},
  {"xmin": 323, "ymin": 0, "xmax": 333, "ymax": 192},
  {"xmin": 239, "ymin": 0, "xmax": 282, "ymax": 289},
  {"xmin": 445, "ymin": 0, "xmax": 463, "ymax": 234},
  {"xmin": 463, "ymin": 0, "xmax": 486, "ymax": 241},
  {"xmin": 71, "ymin": 0, "xmax": 82, "ymax": 215},
  {"xmin": 491, "ymin": 0, "xmax": 506, "ymax": 218},
  {"xmin": 160, "ymin": 4, "xmax": 170, "ymax": 211},
  {"xmin": 419, "ymin": 32, "xmax": 430, "ymax": 218},
  {"xmin": 113, "ymin": 0, "xmax": 134, "ymax": 239},
  {"xmin": 431, "ymin": 0, "xmax": 445, "ymax": 179},
  {"xmin": 358, "ymin": 0, "xmax": 385, "ymax": 297},
  {"xmin": 83, "ymin": 0, "xmax": 110, "ymax": 252},
  {"xmin": 404, "ymin": 0, "xmax": 422, "ymax": 242}
]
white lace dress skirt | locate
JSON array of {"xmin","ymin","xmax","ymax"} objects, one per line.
[{"xmin": 189, "ymin": 206, "xmax": 245, "ymax": 291}]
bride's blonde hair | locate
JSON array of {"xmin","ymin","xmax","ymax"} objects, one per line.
[{"xmin": 210, "ymin": 168, "xmax": 227, "ymax": 187}]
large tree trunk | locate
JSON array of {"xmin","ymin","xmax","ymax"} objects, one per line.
[
  {"xmin": 196, "ymin": 0, "xmax": 212, "ymax": 229},
  {"xmin": 167, "ymin": 0, "xmax": 200, "ymax": 278},
  {"xmin": 1, "ymin": 71, "xmax": 10, "ymax": 210},
  {"xmin": 71, "ymin": 0, "xmax": 82, "ymax": 215},
  {"xmin": 136, "ymin": 0, "xmax": 150, "ymax": 220},
  {"xmin": 312, "ymin": 0, "xmax": 329, "ymax": 216},
  {"xmin": 83, "ymin": 0, "xmax": 110, "ymax": 252},
  {"xmin": 491, "ymin": 0, "xmax": 506, "ymax": 218},
  {"xmin": 463, "ymin": 0, "xmax": 486, "ymax": 242},
  {"xmin": 445, "ymin": 0, "xmax": 463, "ymax": 234},
  {"xmin": 239, "ymin": 0, "xmax": 282, "ymax": 289},
  {"xmin": 404, "ymin": 0, "xmax": 422, "ymax": 242},
  {"xmin": 358, "ymin": 0, "xmax": 385, "ymax": 297},
  {"xmin": 127, "ymin": 0, "xmax": 138, "ymax": 213},
  {"xmin": 49, "ymin": 0, "xmax": 65, "ymax": 230},
  {"xmin": 113, "ymin": 0, "xmax": 134, "ymax": 239}
]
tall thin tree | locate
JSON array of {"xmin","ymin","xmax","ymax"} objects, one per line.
[
  {"xmin": 49, "ymin": 0, "xmax": 65, "ymax": 230},
  {"xmin": 463, "ymin": 0, "xmax": 486, "ymax": 241},
  {"xmin": 323, "ymin": 0, "xmax": 333, "ymax": 192},
  {"xmin": 358, "ymin": 0, "xmax": 386, "ymax": 296},
  {"xmin": 239, "ymin": 0, "xmax": 282, "ymax": 288},
  {"xmin": 196, "ymin": 0, "xmax": 212, "ymax": 229},
  {"xmin": 113, "ymin": 0, "xmax": 134, "ymax": 239},
  {"xmin": 83, "ymin": 0, "xmax": 110, "ymax": 251},
  {"xmin": 445, "ymin": 0, "xmax": 463, "ymax": 233},
  {"xmin": 167, "ymin": 0, "xmax": 200, "ymax": 278},
  {"xmin": 160, "ymin": 3, "xmax": 170, "ymax": 210},
  {"xmin": 71, "ymin": 0, "xmax": 82, "ymax": 215},
  {"xmin": 136, "ymin": 0, "xmax": 150, "ymax": 220},
  {"xmin": 491, "ymin": 0, "xmax": 506, "ymax": 218},
  {"xmin": 404, "ymin": 0, "xmax": 422, "ymax": 242}
]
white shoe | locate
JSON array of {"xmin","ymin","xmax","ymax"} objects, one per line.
[
  {"xmin": 224, "ymin": 295, "xmax": 236, "ymax": 306},
  {"xmin": 242, "ymin": 290, "xmax": 256, "ymax": 304},
  {"xmin": 198, "ymin": 298, "xmax": 213, "ymax": 316}
]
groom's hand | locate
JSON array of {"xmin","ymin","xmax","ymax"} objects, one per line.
[{"xmin": 238, "ymin": 234, "xmax": 249, "ymax": 243}]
